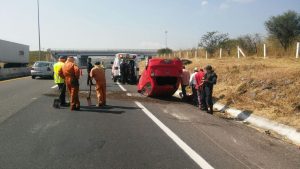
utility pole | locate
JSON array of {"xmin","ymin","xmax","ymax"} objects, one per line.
[
  {"xmin": 37, "ymin": 0, "xmax": 41, "ymax": 61},
  {"xmin": 165, "ymin": 30, "xmax": 168, "ymax": 49}
]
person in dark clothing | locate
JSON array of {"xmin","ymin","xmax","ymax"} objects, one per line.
[
  {"xmin": 120, "ymin": 60, "xmax": 129, "ymax": 84},
  {"xmin": 87, "ymin": 58, "xmax": 94, "ymax": 85},
  {"xmin": 202, "ymin": 65, "xmax": 217, "ymax": 114},
  {"xmin": 128, "ymin": 60, "xmax": 136, "ymax": 84}
]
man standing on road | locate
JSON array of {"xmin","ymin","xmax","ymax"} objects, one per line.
[
  {"xmin": 53, "ymin": 56, "xmax": 67, "ymax": 106},
  {"xmin": 180, "ymin": 66, "xmax": 190, "ymax": 100},
  {"xmin": 189, "ymin": 67, "xmax": 198, "ymax": 106},
  {"xmin": 87, "ymin": 58, "xmax": 94, "ymax": 85},
  {"xmin": 195, "ymin": 68, "xmax": 205, "ymax": 110},
  {"xmin": 90, "ymin": 61, "xmax": 106, "ymax": 107},
  {"xmin": 202, "ymin": 65, "xmax": 217, "ymax": 114},
  {"xmin": 120, "ymin": 59, "xmax": 128, "ymax": 84},
  {"xmin": 60, "ymin": 56, "xmax": 81, "ymax": 111}
]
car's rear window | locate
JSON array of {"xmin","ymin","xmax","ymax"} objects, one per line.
[{"xmin": 34, "ymin": 62, "xmax": 49, "ymax": 67}]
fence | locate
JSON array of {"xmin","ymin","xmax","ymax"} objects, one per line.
[{"xmin": 158, "ymin": 42, "xmax": 300, "ymax": 59}]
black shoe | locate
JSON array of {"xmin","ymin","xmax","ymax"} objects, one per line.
[
  {"xmin": 60, "ymin": 103, "xmax": 69, "ymax": 107},
  {"xmin": 74, "ymin": 106, "xmax": 80, "ymax": 111}
]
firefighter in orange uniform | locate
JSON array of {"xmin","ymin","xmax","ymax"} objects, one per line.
[
  {"xmin": 90, "ymin": 61, "xmax": 106, "ymax": 107},
  {"xmin": 60, "ymin": 56, "xmax": 81, "ymax": 111}
]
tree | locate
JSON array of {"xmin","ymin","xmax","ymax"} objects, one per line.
[
  {"xmin": 157, "ymin": 48, "xmax": 173, "ymax": 55},
  {"xmin": 265, "ymin": 10, "xmax": 300, "ymax": 51},
  {"xmin": 237, "ymin": 34, "xmax": 262, "ymax": 55},
  {"xmin": 198, "ymin": 31, "xmax": 229, "ymax": 55}
]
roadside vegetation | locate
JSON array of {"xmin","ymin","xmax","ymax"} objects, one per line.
[
  {"xmin": 29, "ymin": 51, "xmax": 52, "ymax": 66},
  {"xmin": 151, "ymin": 10, "xmax": 300, "ymax": 129},
  {"xmin": 189, "ymin": 57, "xmax": 300, "ymax": 129}
]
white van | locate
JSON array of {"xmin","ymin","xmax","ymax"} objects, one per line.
[{"xmin": 111, "ymin": 53, "xmax": 139, "ymax": 83}]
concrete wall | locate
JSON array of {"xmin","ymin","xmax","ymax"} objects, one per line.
[
  {"xmin": 0, "ymin": 67, "xmax": 30, "ymax": 80},
  {"xmin": 0, "ymin": 39, "xmax": 29, "ymax": 63}
]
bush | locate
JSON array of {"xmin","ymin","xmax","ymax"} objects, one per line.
[
  {"xmin": 198, "ymin": 31, "xmax": 229, "ymax": 56},
  {"xmin": 237, "ymin": 34, "xmax": 262, "ymax": 55},
  {"xmin": 265, "ymin": 10, "xmax": 300, "ymax": 51},
  {"xmin": 157, "ymin": 48, "xmax": 173, "ymax": 55}
]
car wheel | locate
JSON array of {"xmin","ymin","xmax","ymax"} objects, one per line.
[
  {"xmin": 32, "ymin": 76, "xmax": 36, "ymax": 79},
  {"xmin": 113, "ymin": 76, "xmax": 117, "ymax": 82},
  {"xmin": 141, "ymin": 82, "xmax": 152, "ymax": 96}
]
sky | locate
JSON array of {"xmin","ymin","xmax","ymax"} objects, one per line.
[{"xmin": 0, "ymin": 0, "xmax": 299, "ymax": 50}]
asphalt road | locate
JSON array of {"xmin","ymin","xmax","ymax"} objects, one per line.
[{"xmin": 0, "ymin": 69, "xmax": 299, "ymax": 169}]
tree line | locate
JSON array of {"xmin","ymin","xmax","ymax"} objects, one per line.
[{"xmin": 158, "ymin": 10, "xmax": 300, "ymax": 57}]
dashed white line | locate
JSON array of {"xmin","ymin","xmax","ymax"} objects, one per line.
[
  {"xmin": 116, "ymin": 82, "xmax": 127, "ymax": 92},
  {"xmin": 134, "ymin": 101, "xmax": 214, "ymax": 169},
  {"xmin": 126, "ymin": 93, "xmax": 132, "ymax": 96},
  {"xmin": 51, "ymin": 85, "xmax": 58, "ymax": 89}
]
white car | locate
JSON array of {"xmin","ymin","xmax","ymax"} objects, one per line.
[
  {"xmin": 111, "ymin": 53, "xmax": 139, "ymax": 83},
  {"xmin": 31, "ymin": 61, "xmax": 54, "ymax": 79}
]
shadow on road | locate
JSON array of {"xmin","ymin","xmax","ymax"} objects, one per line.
[
  {"xmin": 80, "ymin": 104, "xmax": 140, "ymax": 114},
  {"xmin": 101, "ymin": 105, "xmax": 141, "ymax": 110},
  {"xmin": 154, "ymin": 96, "xmax": 183, "ymax": 103},
  {"xmin": 80, "ymin": 106, "xmax": 125, "ymax": 114},
  {"xmin": 34, "ymin": 77, "xmax": 53, "ymax": 80}
]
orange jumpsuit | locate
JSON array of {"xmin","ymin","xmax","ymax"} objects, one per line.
[
  {"xmin": 61, "ymin": 60, "xmax": 81, "ymax": 110},
  {"xmin": 90, "ymin": 65, "xmax": 106, "ymax": 106}
]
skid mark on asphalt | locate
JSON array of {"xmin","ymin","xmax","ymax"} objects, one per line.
[
  {"xmin": 30, "ymin": 120, "xmax": 62, "ymax": 134},
  {"xmin": 192, "ymin": 124, "xmax": 258, "ymax": 169}
]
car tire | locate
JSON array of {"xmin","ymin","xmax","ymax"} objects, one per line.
[
  {"xmin": 113, "ymin": 76, "xmax": 117, "ymax": 82},
  {"xmin": 141, "ymin": 82, "xmax": 152, "ymax": 96},
  {"xmin": 32, "ymin": 76, "xmax": 36, "ymax": 79}
]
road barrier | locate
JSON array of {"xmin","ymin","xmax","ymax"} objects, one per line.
[{"xmin": 0, "ymin": 67, "xmax": 30, "ymax": 80}]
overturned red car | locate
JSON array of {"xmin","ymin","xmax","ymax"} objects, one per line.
[{"xmin": 137, "ymin": 58, "xmax": 183, "ymax": 97}]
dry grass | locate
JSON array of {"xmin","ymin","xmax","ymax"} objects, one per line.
[{"xmin": 139, "ymin": 56, "xmax": 300, "ymax": 129}]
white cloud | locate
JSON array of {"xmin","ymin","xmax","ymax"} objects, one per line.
[
  {"xmin": 219, "ymin": 0, "xmax": 255, "ymax": 10},
  {"xmin": 201, "ymin": 1, "xmax": 208, "ymax": 6}
]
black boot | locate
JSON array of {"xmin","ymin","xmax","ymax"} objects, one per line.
[{"xmin": 208, "ymin": 105, "xmax": 213, "ymax": 114}]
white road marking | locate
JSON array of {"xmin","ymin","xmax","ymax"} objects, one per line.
[
  {"xmin": 116, "ymin": 82, "xmax": 127, "ymax": 92},
  {"xmin": 134, "ymin": 101, "xmax": 214, "ymax": 169},
  {"xmin": 126, "ymin": 93, "xmax": 132, "ymax": 96},
  {"xmin": 51, "ymin": 85, "xmax": 58, "ymax": 89}
]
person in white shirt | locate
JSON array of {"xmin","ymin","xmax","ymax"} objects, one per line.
[{"xmin": 189, "ymin": 67, "xmax": 199, "ymax": 106}]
